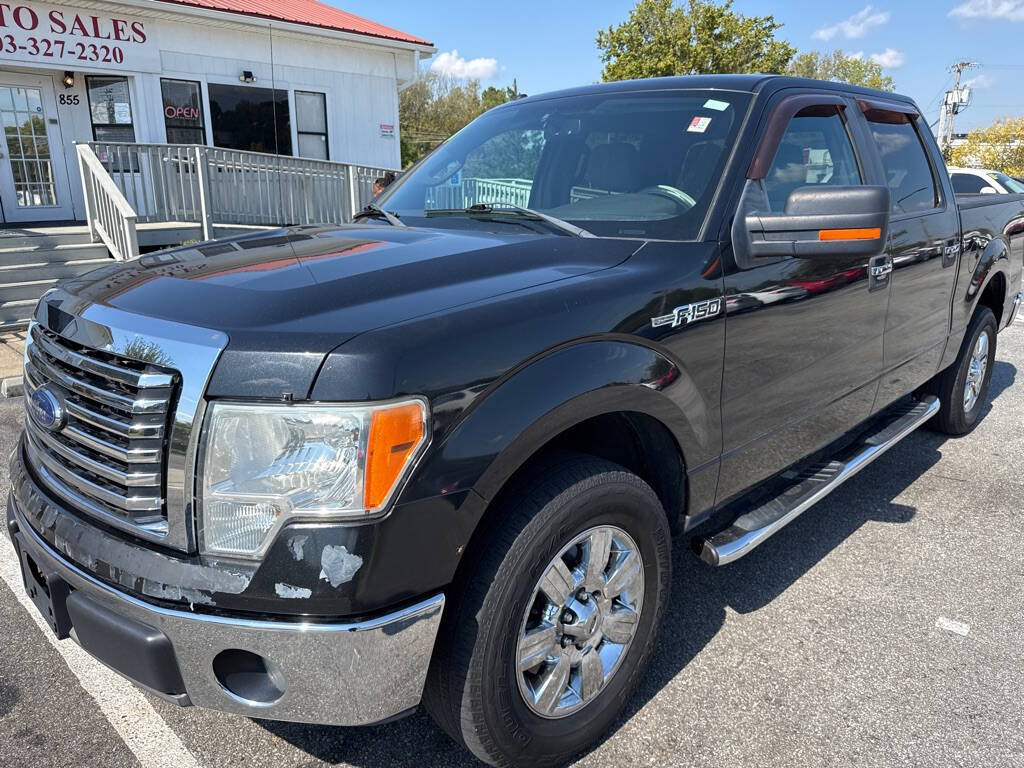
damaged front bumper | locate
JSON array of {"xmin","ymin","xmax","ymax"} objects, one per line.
[{"xmin": 6, "ymin": 448, "xmax": 445, "ymax": 727}]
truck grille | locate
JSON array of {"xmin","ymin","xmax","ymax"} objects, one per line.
[{"xmin": 22, "ymin": 323, "xmax": 179, "ymax": 537}]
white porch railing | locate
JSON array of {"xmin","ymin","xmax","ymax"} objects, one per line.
[
  {"xmin": 76, "ymin": 142, "xmax": 398, "ymax": 259},
  {"xmin": 425, "ymin": 178, "xmax": 611, "ymax": 210},
  {"xmin": 76, "ymin": 144, "xmax": 140, "ymax": 261}
]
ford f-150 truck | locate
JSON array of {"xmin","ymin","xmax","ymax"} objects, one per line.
[{"xmin": 7, "ymin": 75, "xmax": 1024, "ymax": 766}]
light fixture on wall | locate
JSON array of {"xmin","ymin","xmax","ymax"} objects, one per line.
[
  {"xmin": 239, "ymin": 71, "xmax": 256, "ymax": 84},
  {"xmin": 62, "ymin": 71, "xmax": 75, "ymax": 89}
]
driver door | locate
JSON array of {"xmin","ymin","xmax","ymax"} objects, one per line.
[{"xmin": 716, "ymin": 94, "xmax": 890, "ymax": 503}]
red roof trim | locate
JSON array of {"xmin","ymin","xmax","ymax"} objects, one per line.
[{"xmin": 152, "ymin": 0, "xmax": 433, "ymax": 46}]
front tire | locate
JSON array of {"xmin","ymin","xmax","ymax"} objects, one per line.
[
  {"xmin": 928, "ymin": 306, "xmax": 997, "ymax": 435},
  {"xmin": 423, "ymin": 456, "xmax": 672, "ymax": 767}
]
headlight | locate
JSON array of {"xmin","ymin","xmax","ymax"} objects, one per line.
[{"xmin": 198, "ymin": 399, "xmax": 427, "ymax": 558}]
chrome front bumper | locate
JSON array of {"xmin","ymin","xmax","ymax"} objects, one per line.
[{"xmin": 7, "ymin": 489, "xmax": 444, "ymax": 727}]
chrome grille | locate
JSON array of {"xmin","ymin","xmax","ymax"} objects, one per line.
[{"xmin": 23, "ymin": 323, "xmax": 178, "ymax": 538}]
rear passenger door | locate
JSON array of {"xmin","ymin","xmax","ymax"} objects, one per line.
[
  {"xmin": 717, "ymin": 94, "xmax": 889, "ymax": 504},
  {"xmin": 858, "ymin": 101, "xmax": 960, "ymax": 409}
]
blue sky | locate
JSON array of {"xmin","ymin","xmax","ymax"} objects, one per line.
[{"xmin": 337, "ymin": 0, "xmax": 1021, "ymax": 133}]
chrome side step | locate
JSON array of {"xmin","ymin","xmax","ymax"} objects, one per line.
[{"xmin": 698, "ymin": 396, "xmax": 940, "ymax": 566}]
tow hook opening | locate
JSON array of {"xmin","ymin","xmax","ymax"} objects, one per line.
[{"xmin": 212, "ymin": 649, "xmax": 286, "ymax": 706}]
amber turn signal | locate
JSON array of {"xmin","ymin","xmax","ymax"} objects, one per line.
[
  {"xmin": 364, "ymin": 402, "xmax": 426, "ymax": 510},
  {"xmin": 818, "ymin": 227, "xmax": 882, "ymax": 241}
]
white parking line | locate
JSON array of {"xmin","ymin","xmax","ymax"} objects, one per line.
[{"xmin": 0, "ymin": 531, "xmax": 202, "ymax": 768}]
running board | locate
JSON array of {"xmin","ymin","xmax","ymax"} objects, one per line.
[{"xmin": 698, "ymin": 396, "xmax": 940, "ymax": 566}]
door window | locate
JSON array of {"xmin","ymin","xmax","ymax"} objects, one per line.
[
  {"xmin": 764, "ymin": 106, "xmax": 862, "ymax": 211},
  {"xmin": 0, "ymin": 85, "xmax": 57, "ymax": 208},
  {"xmin": 865, "ymin": 110, "xmax": 938, "ymax": 213},
  {"xmin": 295, "ymin": 91, "xmax": 328, "ymax": 160}
]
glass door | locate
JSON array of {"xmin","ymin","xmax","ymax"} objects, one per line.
[{"xmin": 0, "ymin": 73, "xmax": 73, "ymax": 223}]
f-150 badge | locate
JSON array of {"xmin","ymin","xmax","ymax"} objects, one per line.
[{"xmin": 651, "ymin": 297, "xmax": 722, "ymax": 329}]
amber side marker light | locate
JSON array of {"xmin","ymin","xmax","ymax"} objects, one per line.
[
  {"xmin": 364, "ymin": 402, "xmax": 426, "ymax": 510},
  {"xmin": 818, "ymin": 227, "xmax": 882, "ymax": 241}
]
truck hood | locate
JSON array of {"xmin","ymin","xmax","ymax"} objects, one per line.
[{"xmin": 56, "ymin": 224, "xmax": 641, "ymax": 397}]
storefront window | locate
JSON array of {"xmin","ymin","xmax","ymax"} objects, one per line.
[
  {"xmin": 208, "ymin": 83, "xmax": 290, "ymax": 155},
  {"xmin": 86, "ymin": 76, "xmax": 136, "ymax": 143},
  {"xmin": 295, "ymin": 90, "xmax": 328, "ymax": 160},
  {"xmin": 161, "ymin": 79, "xmax": 205, "ymax": 144}
]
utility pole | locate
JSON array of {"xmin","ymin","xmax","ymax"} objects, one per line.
[{"xmin": 938, "ymin": 61, "xmax": 978, "ymax": 157}]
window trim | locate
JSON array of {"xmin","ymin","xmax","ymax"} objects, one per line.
[
  {"xmin": 294, "ymin": 89, "xmax": 328, "ymax": 160},
  {"xmin": 84, "ymin": 74, "xmax": 136, "ymax": 143},
  {"xmin": 160, "ymin": 77, "xmax": 206, "ymax": 146}
]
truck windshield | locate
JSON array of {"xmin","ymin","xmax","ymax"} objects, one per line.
[{"xmin": 380, "ymin": 89, "xmax": 750, "ymax": 240}]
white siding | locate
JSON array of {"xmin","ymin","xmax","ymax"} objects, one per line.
[{"xmin": 0, "ymin": 0, "xmax": 423, "ymax": 220}]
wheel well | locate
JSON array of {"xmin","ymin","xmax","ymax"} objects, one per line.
[
  {"xmin": 979, "ymin": 271, "xmax": 1006, "ymax": 326},
  {"xmin": 473, "ymin": 411, "xmax": 686, "ymax": 547}
]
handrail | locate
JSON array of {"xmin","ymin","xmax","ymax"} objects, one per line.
[
  {"xmin": 86, "ymin": 142, "xmax": 398, "ymax": 230},
  {"xmin": 75, "ymin": 143, "xmax": 139, "ymax": 261}
]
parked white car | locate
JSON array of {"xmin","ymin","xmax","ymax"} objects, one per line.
[{"xmin": 949, "ymin": 167, "xmax": 1024, "ymax": 195}]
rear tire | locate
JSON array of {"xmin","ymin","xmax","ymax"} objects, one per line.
[
  {"xmin": 423, "ymin": 456, "xmax": 672, "ymax": 767},
  {"xmin": 927, "ymin": 306, "xmax": 997, "ymax": 435}
]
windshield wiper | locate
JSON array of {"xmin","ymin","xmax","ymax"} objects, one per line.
[
  {"xmin": 353, "ymin": 203, "xmax": 407, "ymax": 228},
  {"xmin": 426, "ymin": 203, "xmax": 595, "ymax": 238}
]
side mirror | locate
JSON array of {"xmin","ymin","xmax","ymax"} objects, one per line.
[
  {"xmin": 980, "ymin": 186, "xmax": 998, "ymax": 195},
  {"xmin": 745, "ymin": 185, "xmax": 891, "ymax": 259}
]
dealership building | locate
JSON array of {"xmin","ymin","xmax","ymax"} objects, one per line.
[{"xmin": 0, "ymin": 0, "xmax": 434, "ymax": 224}]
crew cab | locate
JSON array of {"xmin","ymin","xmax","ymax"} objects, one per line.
[{"xmin": 7, "ymin": 75, "xmax": 1024, "ymax": 766}]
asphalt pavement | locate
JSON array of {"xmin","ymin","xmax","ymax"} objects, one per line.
[{"xmin": 1, "ymin": 325, "xmax": 1023, "ymax": 768}]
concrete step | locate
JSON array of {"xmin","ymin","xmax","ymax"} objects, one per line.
[
  {"xmin": 0, "ymin": 242, "xmax": 110, "ymax": 266},
  {"xmin": 0, "ymin": 258, "xmax": 111, "ymax": 284},
  {"xmin": 0, "ymin": 278, "xmax": 57, "ymax": 304},
  {"xmin": 0, "ymin": 229, "xmax": 94, "ymax": 250},
  {"xmin": 0, "ymin": 298, "xmax": 37, "ymax": 327}
]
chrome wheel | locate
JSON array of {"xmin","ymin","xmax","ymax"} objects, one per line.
[
  {"xmin": 963, "ymin": 329, "xmax": 990, "ymax": 413},
  {"xmin": 516, "ymin": 525, "xmax": 644, "ymax": 719}
]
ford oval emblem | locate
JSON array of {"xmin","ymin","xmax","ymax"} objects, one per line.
[{"xmin": 28, "ymin": 386, "xmax": 65, "ymax": 432}]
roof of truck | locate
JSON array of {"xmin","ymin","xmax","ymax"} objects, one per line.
[{"xmin": 512, "ymin": 74, "xmax": 916, "ymax": 108}]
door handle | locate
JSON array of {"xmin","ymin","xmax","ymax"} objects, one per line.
[
  {"xmin": 942, "ymin": 241, "xmax": 961, "ymax": 267},
  {"xmin": 869, "ymin": 258, "xmax": 893, "ymax": 278},
  {"xmin": 868, "ymin": 255, "xmax": 892, "ymax": 292}
]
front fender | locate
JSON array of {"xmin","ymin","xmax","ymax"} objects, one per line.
[{"xmin": 402, "ymin": 338, "xmax": 721, "ymax": 517}]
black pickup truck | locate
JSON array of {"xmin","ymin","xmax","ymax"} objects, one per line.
[{"xmin": 7, "ymin": 75, "xmax": 1024, "ymax": 766}]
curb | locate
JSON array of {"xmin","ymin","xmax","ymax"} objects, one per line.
[{"xmin": 1, "ymin": 376, "xmax": 24, "ymax": 398}]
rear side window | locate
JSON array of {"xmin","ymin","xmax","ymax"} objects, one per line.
[
  {"xmin": 865, "ymin": 110, "xmax": 938, "ymax": 213},
  {"xmin": 951, "ymin": 173, "xmax": 989, "ymax": 194},
  {"xmin": 763, "ymin": 106, "xmax": 862, "ymax": 211}
]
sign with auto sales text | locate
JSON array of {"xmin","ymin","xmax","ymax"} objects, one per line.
[{"xmin": 0, "ymin": 2, "xmax": 161, "ymax": 73}]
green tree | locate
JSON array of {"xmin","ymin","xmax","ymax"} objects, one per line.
[
  {"xmin": 399, "ymin": 74, "xmax": 523, "ymax": 167},
  {"xmin": 787, "ymin": 50, "xmax": 895, "ymax": 91},
  {"xmin": 596, "ymin": 0, "xmax": 795, "ymax": 82},
  {"xmin": 951, "ymin": 117, "xmax": 1024, "ymax": 176}
]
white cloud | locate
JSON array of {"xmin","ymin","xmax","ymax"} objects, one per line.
[
  {"xmin": 429, "ymin": 50, "xmax": 499, "ymax": 80},
  {"xmin": 869, "ymin": 48, "xmax": 905, "ymax": 68},
  {"xmin": 963, "ymin": 73, "xmax": 993, "ymax": 88},
  {"xmin": 950, "ymin": 0, "xmax": 1024, "ymax": 20},
  {"xmin": 849, "ymin": 51, "xmax": 865, "ymax": 60},
  {"xmin": 813, "ymin": 5, "xmax": 891, "ymax": 40}
]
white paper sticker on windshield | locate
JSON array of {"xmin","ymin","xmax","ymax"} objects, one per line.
[
  {"xmin": 703, "ymin": 99, "xmax": 730, "ymax": 111},
  {"xmin": 687, "ymin": 116, "xmax": 712, "ymax": 133}
]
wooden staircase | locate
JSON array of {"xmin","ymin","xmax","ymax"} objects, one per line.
[{"xmin": 0, "ymin": 229, "xmax": 112, "ymax": 330}]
